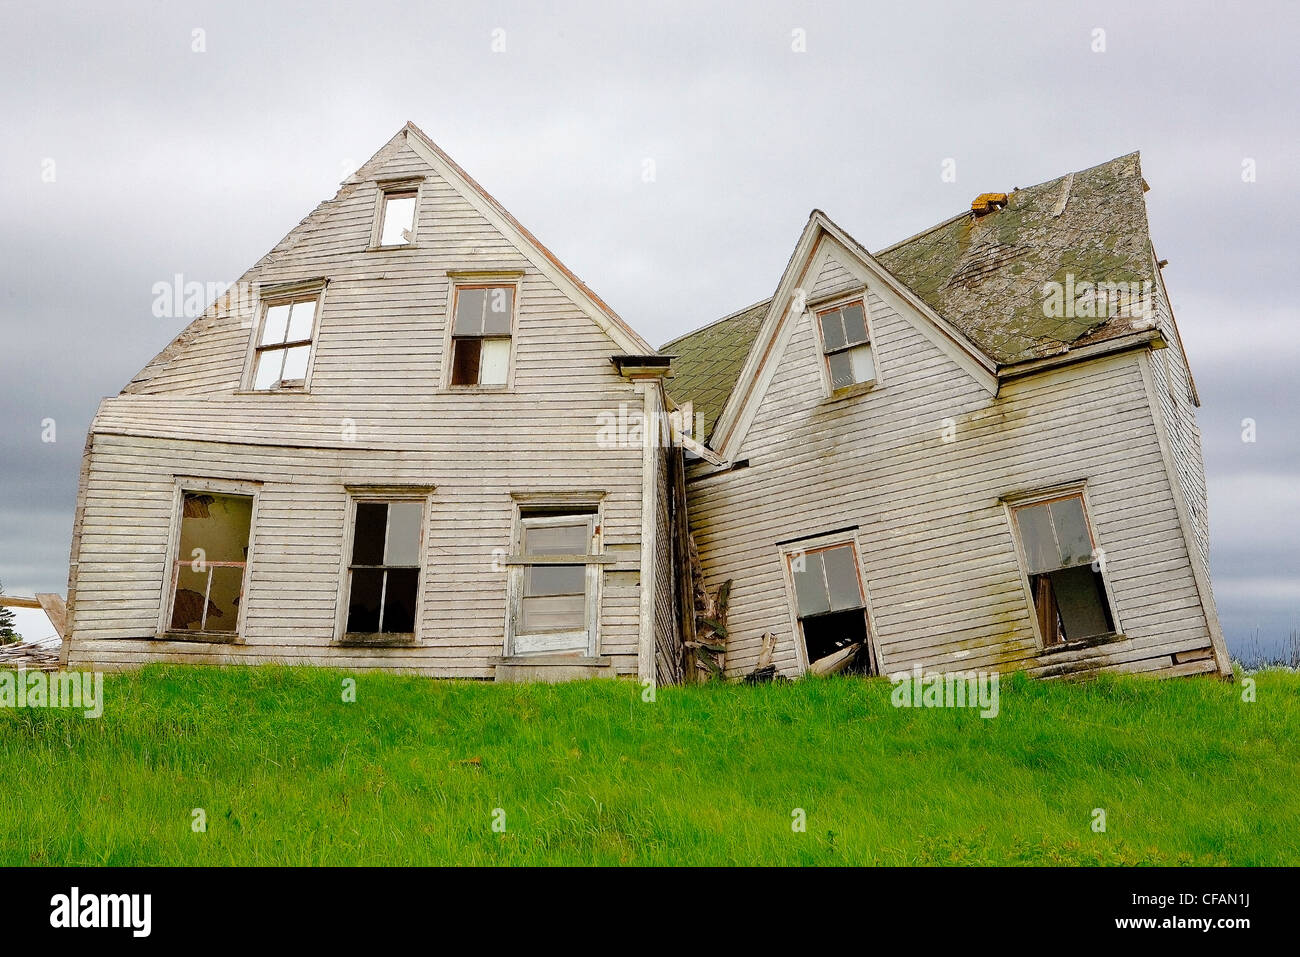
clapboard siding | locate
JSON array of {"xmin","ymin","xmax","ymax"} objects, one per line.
[
  {"xmin": 1148, "ymin": 274, "xmax": 1211, "ymax": 569},
  {"xmin": 686, "ymin": 242, "xmax": 1217, "ymax": 680},
  {"xmin": 66, "ymin": 130, "xmax": 669, "ymax": 679}
]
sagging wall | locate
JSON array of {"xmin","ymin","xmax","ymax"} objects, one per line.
[{"xmin": 686, "ymin": 268, "xmax": 1220, "ymax": 680}]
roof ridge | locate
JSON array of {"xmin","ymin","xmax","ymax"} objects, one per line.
[{"xmin": 876, "ymin": 150, "xmax": 1142, "ymax": 260}]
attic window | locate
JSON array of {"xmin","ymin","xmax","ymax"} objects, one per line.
[
  {"xmin": 252, "ymin": 295, "xmax": 319, "ymax": 390},
  {"xmin": 449, "ymin": 284, "xmax": 515, "ymax": 386},
  {"xmin": 1010, "ymin": 492, "xmax": 1117, "ymax": 648},
  {"xmin": 817, "ymin": 299, "xmax": 875, "ymax": 390},
  {"xmin": 377, "ymin": 188, "xmax": 418, "ymax": 247}
]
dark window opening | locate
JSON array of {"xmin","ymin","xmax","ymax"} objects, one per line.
[
  {"xmin": 1013, "ymin": 493, "xmax": 1116, "ymax": 647},
  {"xmin": 788, "ymin": 542, "xmax": 875, "ymax": 674},
  {"xmin": 1030, "ymin": 566, "xmax": 1115, "ymax": 646},
  {"xmin": 345, "ymin": 500, "xmax": 423, "ymax": 636},
  {"xmin": 801, "ymin": 609, "xmax": 870, "ymax": 667}
]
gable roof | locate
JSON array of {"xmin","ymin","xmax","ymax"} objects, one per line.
[
  {"xmin": 664, "ymin": 151, "xmax": 1160, "ymax": 438},
  {"xmin": 125, "ymin": 124, "xmax": 653, "ymax": 392},
  {"xmin": 402, "ymin": 122, "xmax": 653, "ymax": 355}
]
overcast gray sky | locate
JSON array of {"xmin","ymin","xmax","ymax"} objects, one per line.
[{"xmin": 1, "ymin": 0, "xmax": 1296, "ymax": 655}]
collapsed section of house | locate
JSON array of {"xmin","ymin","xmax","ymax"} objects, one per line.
[{"xmin": 55, "ymin": 126, "xmax": 1229, "ymax": 684}]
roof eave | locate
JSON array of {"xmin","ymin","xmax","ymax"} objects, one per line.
[{"xmin": 995, "ymin": 328, "xmax": 1166, "ymax": 382}]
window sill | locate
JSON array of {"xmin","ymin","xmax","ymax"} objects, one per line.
[
  {"xmin": 441, "ymin": 384, "xmax": 511, "ymax": 393},
  {"xmin": 1038, "ymin": 632, "xmax": 1127, "ymax": 655},
  {"xmin": 234, "ymin": 387, "xmax": 309, "ymax": 396},
  {"xmin": 823, "ymin": 380, "xmax": 878, "ymax": 404},
  {"xmin": 157, "ymin": 631, "xmax": 241, "ymax": 644},
  {"xmin": 335, "ymin": 633, "xmax": 417, "ymax": 648},
  {"xmin": 366, "ymin": 243, "xmax": 418, "ymax": 253}
]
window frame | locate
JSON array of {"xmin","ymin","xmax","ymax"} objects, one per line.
[
  {"xmin": 1003, "ymin": 483, "xmax": 1124, "ymax": 652},
  {"xmin": 335, "ymin": 486, "xmax": 435, "ymax": 646},
  {"xmin": 156, "ymin": 476, "xmax": 262, "ymax": 643},
  {"xmin": 777, "ymin": 530, "xmax": 880, "ymax": 674},
  {"xmin": 504, "ymin": 499, "xmax": 604, "ymax": 656},
  {"xmin": 368, "ymin": 178, "xmax": 425, "ymax": 250},
  {"xmin": 441, "ymin": 273, "xmax": 522, "ymax": 391},
  {"xmin": 811, "ymin": 293, "xmax": 881, "ymax": 397},
  {"xmin": 242, "ymin": 280, "xmax": 326, "ymax": 393}
]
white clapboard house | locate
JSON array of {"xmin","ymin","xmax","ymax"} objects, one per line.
[{"xmin": 61, "ymin": 130, "xmax": 1228, "ymax": 681}]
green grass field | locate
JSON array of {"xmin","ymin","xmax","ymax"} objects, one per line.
[{"xmin": 1, "ymin": 665, "xmax": 1296, "ymax": 865}]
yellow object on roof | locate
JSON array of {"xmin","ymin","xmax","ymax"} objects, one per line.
[{"xmin": 970, "ymin": 192, "xmax": 1009, "ymax": 213}]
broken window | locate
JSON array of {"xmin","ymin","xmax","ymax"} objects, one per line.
[
  {"xmin": 252, "ymin": 295, "xmax": 318, "ymax": 390},
  {"xmin": 508, "ymin": 509, "xmax": 598, "ymax": 654},
  {"xmin": 1012, "ymin": 493, "xmax": 1116, "ymax": 646},
  {"xmin": 818, "ymin": 300, "xmax": 875, "ymax": 390},
  {"xmin": 345, "ymin": 500, "xmax": 424, "ymax": 636},
  {"xmin": 449, "ymin": 285, "xmax": 514, "ymax": 386},
  {"xmin": 168, "ymin": 491, "xmax": 253, "ymax": 634},
  {"xmin": 788, "ymin": 542, "xmax": 874, "ymax": 673},
  {"xmin": 378, "ymin": 189, "xmax": 418, "ymax": 246}
]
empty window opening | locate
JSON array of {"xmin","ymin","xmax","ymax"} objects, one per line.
[
  {"xmin": 345, "ymin": 501, "xmax": 424, "ymax": 636},
  {"xmin": 509, "ymin": 508, "xmax": 598, "ymax": 655},
  {"xmin": 450, "ymin": 285, "xmax": 514, "ymax": 386},
  {"xmin": 168, "ymin": 492, "xmax": 253, "ymax": 634},
  {"xmin": 252, "ymin": 296, "xmax": 317, "ymax": 390},
  {"xmin": 818, "ymin": 300, "xmax": 875, "ymax": 390},
  {"xmin": 378, "ymin": 189, "xmax": 418, "ymax": 246},
  {"xmin": 1013, "ymin": 494, "xmax": 1115, "ymax": 646},
  {"xmin": 788, "ymin": 542, "xmax": 874, "ymax": 673}
]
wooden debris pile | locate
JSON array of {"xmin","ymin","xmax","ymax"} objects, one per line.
[
  {"xmin": 0, "ymin": 640, "xmax": 62, "ymax": 672},
  {"xmin": 744, "ymin": 632, "xmax": 780, "ymax": 684},
  {"xmin": 682, "ymin": 532, "xmax": 730, "ymax": 682}
]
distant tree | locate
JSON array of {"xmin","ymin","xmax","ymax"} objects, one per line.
[{"xmin": 0, "ymin": 581, "xmax": 21, "ymax": 644}]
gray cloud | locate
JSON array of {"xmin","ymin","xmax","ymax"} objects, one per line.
[{"xmin": 1, "ymin": 0, "xmax": 1296, "ymax": 656}]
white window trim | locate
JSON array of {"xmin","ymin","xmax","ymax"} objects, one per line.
[
  {"xmin": 240, "ymin": 280, "xmax": 327, "ymax": 393},
  {"xmin": 810, "ymin": 290, "xmax": 883, "ymax": 399},
  {"xmin": 368, "ymin": 177, "xmax": 425, "ymax": 250},
  {"xmin": 334, "ymin": 486, "xmax": 435, "ymax": 644},
  {"xmin": 439, "ymin": 273, "xmax": 523, "ymax": 392},
  {"xmin": 156, "ymin": 476, "xmax": 263, "ymax": 641},
  {"xmin": 776, "ymin": 529, "xmax": 881, "ymax": 674},
  {"xmin": 504, "ymin": 501, "xmax": 603, "ymax": 657},
  {"xmin": 1001, "ymin": 481, "xmax": 1125, "ymax": 652}
]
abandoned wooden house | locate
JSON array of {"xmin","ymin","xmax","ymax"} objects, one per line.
[
  {"xmin": 60, "ymin": 127, "xmax": 1229, "ymax": 682},
  {"xmin": 62, "ymin": 123, "xmax": 683, "ymax": 684},
  {"xmin": 665, "ymin": 153, "xmax": 1228, "ymax": 680}
]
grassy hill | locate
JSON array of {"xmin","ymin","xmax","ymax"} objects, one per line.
[{"xmin": 1, "ymin": 665, "xmax": 1296, "ymax": 865}]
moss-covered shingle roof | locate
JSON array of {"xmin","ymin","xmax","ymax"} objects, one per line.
[
  {"xmin": 664, "ymin": 152, "xmax": 1158, "ymax": 438},
  {"xmin": 661, "ymin": 299, "xmax": 770, "ymax": 438}
]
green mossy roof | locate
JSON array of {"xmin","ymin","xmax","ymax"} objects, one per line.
[
  {"xmin": 661, "ymin": 299, "xmax": 770, "ymax": 439},
  {"xmin": 664, "ymin": 152, "xmax": 1157, "ymax": 438}
]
